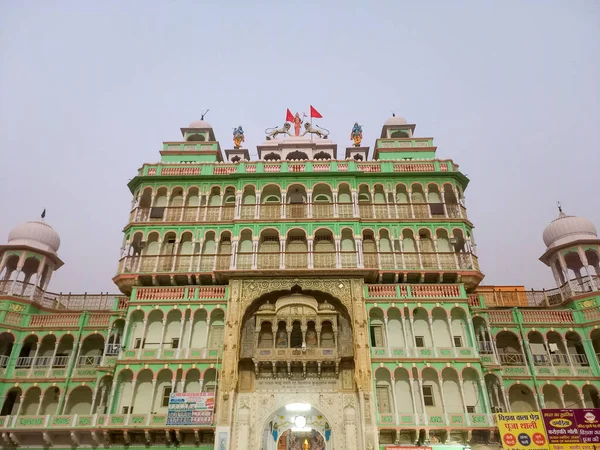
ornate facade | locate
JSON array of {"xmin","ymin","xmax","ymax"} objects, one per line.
[{"xmin": 0, "ymin": 115, "xmax": 598, "ymax": 450}]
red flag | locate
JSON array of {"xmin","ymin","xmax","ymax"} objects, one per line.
[
  {"xmin": 286, "ymin": 109, "xmax": 294, "ymax": 122},
  {"xmin": 310, "ymin": 105, "xmax": 323, "ymax": 118}
]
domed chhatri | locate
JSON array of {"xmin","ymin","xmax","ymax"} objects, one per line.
[
  {"xmin": 188, "ymin": 119, "xmax": 212, "ymax": 129},
  {"xmin": 8, "ymin": 220, "xmax": 61, "ymax": 254},
  {"xmin": 542, "ymin": 208, "xmax": 598, "ymax": 249},
  {"xmin": 383, "ymin": 114, "xmax": 408, "ymax": 126}
]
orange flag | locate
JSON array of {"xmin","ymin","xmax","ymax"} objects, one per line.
[{"xmin": 286, "ymin": 109, "xmax": 294, "ymax": 122}]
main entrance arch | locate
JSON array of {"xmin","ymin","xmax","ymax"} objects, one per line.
[
  {"xmin": 222, "ymin": 278, "xmax": 376, "ymax": 450},
  {"xmin": 263, "ymin": 403, "xmax": 331, "ymax": 449}
]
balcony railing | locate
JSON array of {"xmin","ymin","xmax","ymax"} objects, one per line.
[
  {"xmin": 498, "ymin": 353, "xmax": 525, "ymax": 365},
  {"xmin": 0, "ymin": 280, "xmax": 119, "ymax": 311},
  {"xmin": 15, "ymin": 356, "xmax": 71, "ymax": 369},
  {"xmin": 117, "ymin": 250, "xmax": 480, "ymax": 274},
  {"xmin": 0, "ymin": 355, "xmax": 8, "ymax": 368},
  {"xmin": 129, "ymin": 201, "xmax": 467, "ymax": 224},
  {"xmin": 254, "ymin": 347, "xmax": 337, "ymax": 362},
  {"xmin": 76, "ymin": 355, "xmax": 103, "ymax": 367}
]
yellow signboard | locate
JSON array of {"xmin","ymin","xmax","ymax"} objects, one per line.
[{"xmin": 497, "ymin": 412, "xmax": 549, "ymax": 450}]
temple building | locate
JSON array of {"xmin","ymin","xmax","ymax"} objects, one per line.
[{"xmin": 0, "ymin": 114, "xmax": 598, "ymax": 450}]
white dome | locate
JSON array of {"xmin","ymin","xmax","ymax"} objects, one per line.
[
  {"xmin": 188, "ymin": 119, "xmax": 212, "ymax": 129},
  {"xmin": 542, "ymin": 211, "xmax": 597, "ymax": 248},
  {"xmin": 384, "ymin": 115, "xmax": 407, "ymax": 126},
  {"xmin": 8, "ymin": 221, "xmax": 61, "ymax": 254}
]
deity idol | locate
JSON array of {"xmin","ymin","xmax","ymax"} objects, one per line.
[
  {"xmin": 350, "ymin": 122, "xmax": 363, "ymax": 147},
  {"xmin": 233, "ymin": 126, "xmax": 244, "ymax": 149},
  {"xmin": 293, "ymin": 112, "xmax": 303, "ymax": 136}
]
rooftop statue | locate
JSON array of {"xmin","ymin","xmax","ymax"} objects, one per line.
[
  {"xmin": 351, "ymin": 122, "xmax": 363, "ymax": 147},
  {"xmin": 233, "ymin": 125, "xmax": 245, "ymax": 149},
  {"xmin": 265, "ymin": 123, "xmax": 292, "ymax": 140},
  {"xmin": 302, "ymin": 122, "xmax": 329, "ymax": 139},
  {"xmin": 292, "ymin": 112, "xmax": 305, "ymax": 136}
]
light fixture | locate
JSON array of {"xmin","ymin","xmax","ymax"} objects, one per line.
[
  {"xmin": 294, "ymin": 416, "xmax": 307, "ymax": 428},
  {"xmin": 285, "ymin": 403, "xmax": 311, "ymax": 412}
]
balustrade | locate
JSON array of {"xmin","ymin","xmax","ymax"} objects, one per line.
[
  {"xmin": 498, "ymin": 353, "xmax": 525, "ymax": 365},
  {"xmin": 118, "ymin": 250, "xmax": 479, "ymax": 275},
  {"xmin": 76, "ymin": 355, "xmax": 103, "ymax": 367},
  {"xmin": 129, "ymin": 201, "xmax": 469, "ymax": 223},
  {"xmin": 0, "ymin": 355, "xmax": 8, "ymax": 368}
]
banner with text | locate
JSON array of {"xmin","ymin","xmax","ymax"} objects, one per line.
[
  {"xmin": 497, "ymin": 412, "xmax": 549, "ymax": 450},
  {"xmin": 166, "ymin": 392, "xmax": 215, "ymax": 426},
  {"xmin": 542, "ymin": 408, "xmax": 600, "ymax": 450}
]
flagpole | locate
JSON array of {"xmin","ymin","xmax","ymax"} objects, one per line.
[{"xmin": 310, "ymin": 106, "xmax": 313, "ymax": 143}]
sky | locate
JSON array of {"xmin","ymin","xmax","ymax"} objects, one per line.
[{"xmin": 0, "ymin": 1, "xmax": 599, "ymax": 294}]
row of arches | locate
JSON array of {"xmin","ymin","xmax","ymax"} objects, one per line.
[
  {"xmin": 485, "ymin": 374, "xmax": 600, "ymax": 412},
  {"xmin": 125, "ymin": 308, "xmax": 225, "ymax": 356},
  {"xmin": 121, "ymin": 227, "xmax": 475, "ymax": 273},
  {"xmin": 131, "ymin": 181, "xmax": 466, "ymax": 222},
  {"xmin": 0, "ymin": 332, "xmax": 107, "ymax": 370},
  {"xmin": 368, "ymin": 306, "xmax": 474, "ymax": 355}
]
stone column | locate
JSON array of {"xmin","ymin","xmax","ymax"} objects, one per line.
[
  {"xmin": 457, "ymin": 377, "xmax": 470, "ymax": 425},
  {"xmin": 307, "ymin": 190, "xmax": 313, "ymax": 218},
  {"xmin": 279, "ymin": 238, "xmax": 286, "ymax": 269},
  {"xmin": 234, "ymin": 192, "xmax": 242, "ymax": 219},
  {"xmin": 400, "ymin": 314, "xmax": 409, "ymax": 353},
  {"xmin": 176, "ymin": 318, "xmax": 185, "ymax": 358},
  {"xmin": 417, "ymin": 378, "xmax": 427, "ymax": 424},
  {"xmin": 307, "ymin": 238, "xmax": 314, "ymax": 269},
  {"xmin": 408, "ymin": 189, "xmax": 415, "ymax": 218},
  {"xmin": 334, "ymin": 238, "xmax": 341, "ymax": 269},
  {"xmin": 146, "ymin": 379, "xmax": 158, "ymax": 424},
  {"xmin": 280, "ymin": 192, "xmax": 286, "ymax": 218},
  {"xmin": 384, "ymin": 317, "xmax": 391, "ymax": 357},
  {"xmin": 107, "ymin": 379, "xmax": 118, "ymax": 415},
  {"xmin": 577, "ymin": 246, "xmax": 598, "ymax": 290},
  {"xmin": 478, "ymin": 377, "xmax": 493, "ymax": 423},
  {"xmin": 447, "ymin": 316, "xmax": 457, "ymax": 357},
  {"xmin": 355, "ymin": 237, "xmax": 364, "ymax": 268},
  {"xmin": 128, "ymin": 380, "xmax": 138, "ymax": 417},
  {"xmin": 229, "ymin": 239, "xmax": 239, "ymax": 270},
  {"xmin": 251, "ymin": 239, "xmax": 259, "ymax": 270},
  {"xmin": 185, "ymin": 314, "xmax": 194, "ymax": 357},
  {"xmin": 428, "ymin": 316, "xmax": 438, "ymax": 357},
  {"xmin": 254, "ymin": 192, "xmax": 261, "ymax": 219},
  {"xmin": 46, "ymin": 342, "xmax": 59, "ymax": 377},
  {"xmin": 390, "ymin": 376, "xmax": 399, "ymax": 425},
  {"xmin": 157, "ymin": 319, "xmax": 168, "ymax": 359},
  {"xmin": 137, "ymin": 319, "xmax": 148, "ymax": 359},
  {"xmin": 440, "ymin": 191, "xmax": 448, "ymax": 217},
  {"xmin": 332, "ymin": 190, "xmax": 339, "ymax": 217}
]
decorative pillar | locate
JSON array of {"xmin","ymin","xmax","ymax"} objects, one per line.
[
  {"xmin": 90, "ymin": 382, "xmax": 102, "ymax": 414},
  {"xmin": 107, "ymin": 379, "xmax": 118, "ymax": 415},
  {"xmin": 415, "ymin": 238, "xmax": 423, "ymax": 269},
  {"xmin": 280, "ymin": 192, "xmax": 287, "ymax": 219},
  {"xmin": 307, "ymin": 238, "xmax": 314, "ymax": 269},
  {"xmin": 234, "ymin": 191, "xmax": 242, "ymax": 219},
  {"xmin": 440, "ymin": 191, "xmax": 448, "ymax": 218},
  {"xmin": 409, "ymin": 315, "xmax": 417, "ymax": 357},
  {"xmin": 137, "ymin": 319, "xmax": 149, "ymax": 359},
  {"xmin": 157, "ymin": 319, "xmax": 168, "ymax": 359},
  {"xmin": 355, "ymin": 237, "xmax": 364, "ymax": 268},
  {"xmin": 428, "ymin": 316, "xmax": 438, "ymax": 357},
  {"xmin": 408, "ymin": 189, "xmax": 415, "ymax": 219},
  {"xmin": 447, "ymin": 317, "xmax": 457, "ymax": 357},
  {"xmin": 478, "ymin": 377, "xmax": 493, "ymax": 423},
  {"xmin": 408, "ymin": 377, "xmax": 419, "ymax": 425},
  {"xmin": 229, "ymin": 239, "xmax": 239, "ymax": 270},
  {"xmin": 307, "ymin": 190, "xmax": 313, "ymax": 218},
  {"xmin": 577, "ymin": 247, "xmax": 598, "ymax": 290},
  {"xmin": 334, "ymin": 238, "xmax": 341, "ymax": 269},
  {"xmin": 332, "ymin": 190, "xmax": 339, "ymax": 218},
  {"xmin": 146, "ymin": 379, "xmax": 158, "ymax": 425},
  {"xmin": 390, "ymin": 376, "xmax": 399, "ymax": 425},
  {"xmin": 254, "ymin": 191, "xmax": 261, "ymax": 219},
  {"xmin": 457, "ymin": 377, "xmax": 471, "ymax": 425},
  {"xmin": 417, "ymin": 378, "xmax": 428, "ymax": 424},
  {"xmin": 375, "ymin": 237, "xmax": 382, "ymax": 269},
  {"xmin": 500, "ymin": 384, "xmax": 510, "ymax": 412},
  {"xmin": 351, "ymin": 190, "xmax": 359, "ymax": 218},
  {"xmin": 185, "ymin": 314, "xmax": 194, "ymax": 357},
  {"xmin": 400, "ymin": 315, "xmax": 409, "ymax": 353},
  {"xmin": 279, "ymin": 238, "xmax": 286, "ymax": 269},
  {"xmin": 128, "ymin": 380, "xmax": 138, "ymax": 416},
  {"xmin": 560, "ymin": 335, "xmax": 576, "ymax": 372},
  {"xmin": 176, "ymin": 318, "xmax": 185, "ymax": 358},
  {"xmin": 544, "ymin": 339, "xmax": 557, "ymax": 375},
  {"xmin": 46, "ymin": 342, "xmax": 59, "ymax": 377},
  {"xmin": 251, "ymin": 239, "xmax": 259, "ymax": 270},
  {"xmin": 384, "ymin": 317, "xmax": 391, "ymax": 357},
  {"xmin": 195, "ymin": 238, "xmax": 204, "ymax": 273}
]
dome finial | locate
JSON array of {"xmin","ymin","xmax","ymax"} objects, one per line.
[
  {"xmin": 200, "ymin": 109, "xmax": 209, "ymax": 121},
  {"xmin": 557, "ymin": 201, "xmax": 562, "ymax": 214},
  {"xmin": 41, "ymin": 208, "xmax": 46, "ymax": 220}
]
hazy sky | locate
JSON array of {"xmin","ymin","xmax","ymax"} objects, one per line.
[{"xmin": 1, "ymin": 1, "xmax": 598, "ymax": 294}]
